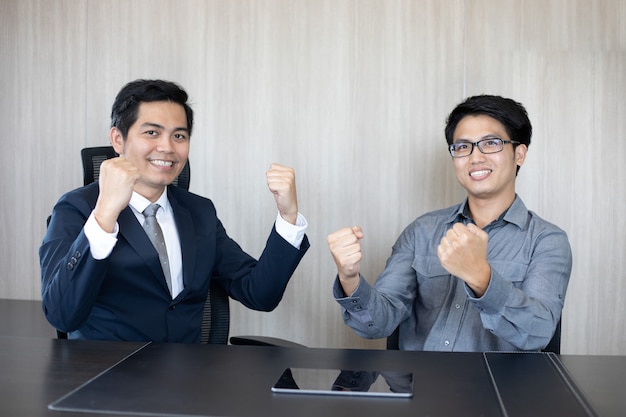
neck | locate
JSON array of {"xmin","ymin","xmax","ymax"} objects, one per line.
[{"xmin": 467, "ymin": 193, "xmax": 516, "ymax": 228}]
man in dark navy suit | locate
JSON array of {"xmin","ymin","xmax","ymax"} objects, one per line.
[{"xmin": 40, "ymin": 79, "xmax": 309, "ymax": 342}]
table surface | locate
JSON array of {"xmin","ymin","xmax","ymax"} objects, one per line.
[
  {"xmin": 0, "ymin": 298, "xmax": 58, "ymax": 338},
  {"xmin": 1, "ymin": 299, "xmax": 624, "ymax": 417}
]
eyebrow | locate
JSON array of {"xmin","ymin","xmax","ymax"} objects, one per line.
[
  {"xmin": 455, "ymin": 134, "xmax": 502, "ymax": 142},
  {"xmin": 140, "ymin": 122, "xmax": 189, "ymax": 133}
]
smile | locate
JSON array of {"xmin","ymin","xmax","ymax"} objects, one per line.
[
  {"xmin": 470, "ymin": 169, "xmax": 491, "ymax": 177},
  {"xmin": 150, "ymin": 160, "xmax": 174, "ymax": 167}
]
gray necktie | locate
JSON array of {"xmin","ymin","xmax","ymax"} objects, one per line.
[{"xmin": 142, "ymin": 204, "xmax": 172, "ymax": 295}]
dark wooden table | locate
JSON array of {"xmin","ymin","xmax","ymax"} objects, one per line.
[
  {"xmin": 0, "ymin": 336, "xmax": 147, "ymax": 417},
  {"xmin": 1, "ymin": 299, "xmax": 624, "ymax": 417}
]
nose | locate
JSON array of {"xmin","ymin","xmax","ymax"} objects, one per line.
[
  {"xmin": 156, "ymin": 136, "xmax": 175, "ymax": 153},
  {"xmin": 467, "ymin": 143, "xmax": 485, "ymax": 161}
]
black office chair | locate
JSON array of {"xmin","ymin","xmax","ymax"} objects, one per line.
[
  {"xmin": 386, "ymin": 319, "xmax": 561, "ymax": 354},
  {"xmin": 53, "ymin": 146, "xmax": 302, "ymax": 347},
  {"xmin": 542, "ymin": 319, "xmax": 561, "ymax": 354}
]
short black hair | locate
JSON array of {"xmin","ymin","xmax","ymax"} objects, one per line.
[
  {"xmin": 444, "ymin": 95, "xmax": 532, "ymax": 147},
  {"xmin": 110, "ymin": 79, "xmax": 194, "ymax": 138}
]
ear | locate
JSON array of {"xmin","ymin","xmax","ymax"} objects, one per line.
[
  {"xmin": 514, "ymin": 144, "xmax": 528, "ymax": 168},
  {"xmin": 109, "ymin": 127, "xmax": 125, "ymax": 155}
]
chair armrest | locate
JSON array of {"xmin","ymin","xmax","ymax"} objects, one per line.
[{"xmin": 229, "ymin": 335, "xmax": 306, "ymax": 348}]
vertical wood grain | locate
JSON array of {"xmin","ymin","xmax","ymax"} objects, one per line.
[
  {"xmin": 0, "ymin": 0, "xmax": 87, "ymax": 298},
  {"xmin": 1, "ymin": 0, "xmax": 624, "ymax": 354}
]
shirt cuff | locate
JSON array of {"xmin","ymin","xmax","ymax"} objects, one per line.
[
  {"xmin": 333, "ymin": 275, "xmax": 365, "ymax": 299},
  {"xmin": 274, "ymin": 212, "xmax": 307, "ymax": 249},
  {"xmin": 84, "ymin": 211, "xmax": 119, "ymax": 260},
  {"xmin": 465, "ymin": 269, "xmax": 510, "ymax": 315}
]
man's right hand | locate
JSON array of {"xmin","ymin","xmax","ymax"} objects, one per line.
[
  {"xmin": 327, "ymin": 226, "xmax": 364, "ymax": 296},
  {"xmin": 93, "ymin": 157, "xmax": 140, "ymax": 232}
]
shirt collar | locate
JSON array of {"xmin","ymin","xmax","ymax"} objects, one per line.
[
  {"xmin": 129, "ymin": 188, "xmax": 170, "ymax": 216},
  {"xmin": 445, "ymin": 199, "xmax": 471, "ymax": 225},
  {"xmin": 445, "ymin": 194, "xmax": 527, "ymax": 229},
  {"xmin": 501, "ymin": 195, "xmax": 528, "ymax": 229}
]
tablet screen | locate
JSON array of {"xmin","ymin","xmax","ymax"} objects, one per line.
[{"xmin": 271, "ymin": 368, "xmax": 413, "ymax": 398}]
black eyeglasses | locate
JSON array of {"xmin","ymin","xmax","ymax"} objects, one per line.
[{"xmin": 448, "ymin": 137, "xmax": 520, "ymax": 158}]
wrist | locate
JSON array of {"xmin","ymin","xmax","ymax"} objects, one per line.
[{"xmin": 93, "ymin": 209, "xmax": 118, "ymax": 233}]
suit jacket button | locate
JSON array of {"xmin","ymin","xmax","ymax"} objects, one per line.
[{"xmin": 67, "ymin": 263, "xmax": 74, "ymax": 270}]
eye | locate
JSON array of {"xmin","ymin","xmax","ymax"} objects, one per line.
[
  {"xmin": 454, "ymin": 143, "xmax": 470, "ymax": 151},
  {"xmin": 482, "ymin": 138, "xmax": 501, "ymax": 148},
  {"xmin": 173, "ymin": 133, "xmax": 188, "ymax": 142},
  {"xmin": 145, "ymin": 130, "xmax": 158, "ymax": 136}
]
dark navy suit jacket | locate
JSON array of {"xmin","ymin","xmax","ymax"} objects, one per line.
[{"xmin": 40, "ymin": 182, "xmax": 309, "ymax": 343}]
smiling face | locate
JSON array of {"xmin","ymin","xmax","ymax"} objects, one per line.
[
  {"xmin": 452, "ymin": 114, "xmax": 527, "ymax": 205},
  {"xmin": 110, "ymin": 100, "xmax": 190, "ymax": 200}
]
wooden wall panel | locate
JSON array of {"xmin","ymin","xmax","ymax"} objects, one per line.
[
  {"xmin": 1, "ymin": 0, "xmax": 624, "ymax": 354},
  {"xmin": 0, "ymin": 0, "xmax": 87, "ymax": 298}
]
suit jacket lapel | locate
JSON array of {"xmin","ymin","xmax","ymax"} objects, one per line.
[
  {"xmin": 117, "ymin": 207, "xmax": 171, "ymax": 294},
  {"xmin": 168, "ymin": 190, "xmax": 197, "ymax": 295}
]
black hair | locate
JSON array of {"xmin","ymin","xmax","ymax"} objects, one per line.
[
  {"xmin": 110, "ymin": 79, "xmax": 194, "ymax": 138},
  {"xmin": 444, "ymin": 95, "xmax": 532, "ymax": 147}
]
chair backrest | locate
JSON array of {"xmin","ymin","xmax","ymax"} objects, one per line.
[
  {"xmin": 200, "ymin": 279, "xmax": 231, "ymax": 344},
  {"xmin": 56, "ymin": 146, "xmax": 228, "ymax": 343},
  {"xmin": 542, "ymin": 319, "xmax": 561, "ymax": 354},
  {"xmin": 386, "ymin": 326, "xmax": 400, "ymax": 350},
  {"xmin": 386, "ymin": 319, "xmax": 561, "ymax": 354},
  {"xmin": 80, "ymin": 146, "xmax": 191, "ymax": 189}
]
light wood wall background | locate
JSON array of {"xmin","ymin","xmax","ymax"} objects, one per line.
[{"xmin": 1, "ymin": 0, "xmax": 624, "ymax": 355}]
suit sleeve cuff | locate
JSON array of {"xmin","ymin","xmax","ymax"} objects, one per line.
[{"xmin": 274, "ymin": 212, "xmax": 307, "ymax": 249}]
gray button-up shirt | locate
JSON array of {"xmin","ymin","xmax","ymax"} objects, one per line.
[{"xmin": 334, "ymin": 196, "xmax": 572, "ymax": 352}]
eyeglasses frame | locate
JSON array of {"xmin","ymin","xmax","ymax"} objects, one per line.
[{"xmin": 448, "ymin": 137, "xmax": 520, "ymax": 158}]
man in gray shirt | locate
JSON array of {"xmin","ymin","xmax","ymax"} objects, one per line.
[{"xmin": 327, "ymin": 95, "xmax": 572, "ymax": 352}]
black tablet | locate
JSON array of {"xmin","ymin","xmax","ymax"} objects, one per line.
[{"xmin": 271, "ymin": 367, "xmax": 414, "ymax": 398}]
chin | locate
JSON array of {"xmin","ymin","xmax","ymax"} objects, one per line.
[
  {"xmin": 148, "ymin": 176, "xmax": 177, "ymax": 188},
  {"xmin": 466, "ymin": 186, "xmax": 495, "ymax": 198}
]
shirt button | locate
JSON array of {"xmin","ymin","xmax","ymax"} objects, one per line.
[
  {"xmin": 455, "ymin": 304, "xmax": 461, "ymax": 309},
  {"xmin": 444, "ymin": 340, "xmax": 450, "ymax": 346}
]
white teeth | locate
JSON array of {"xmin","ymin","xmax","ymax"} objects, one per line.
[
  {"xmin": 151, "ymin": 160, "xmax": 173, "ymax": 167},
  {"xmin": 470, "ymin": 169, "xmax": 491, "ymax": 177}
]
